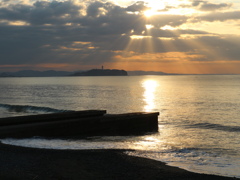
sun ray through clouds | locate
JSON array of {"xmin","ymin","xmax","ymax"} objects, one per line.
[
  {"xmin": 116, "ymin": 0, "xmax": 189, "ymax": 72},
  {"xmin": 115, "ymin": 0, "xmax": 239, "ymax": 74}
]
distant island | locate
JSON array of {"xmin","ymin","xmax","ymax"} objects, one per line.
[
  {"xmin": 72, "ymin": 69, "xmax": 128, "ymax": 76},
  {"xmin": 0, "ymin": 70, "xmax": 72, "ymax": 77}
]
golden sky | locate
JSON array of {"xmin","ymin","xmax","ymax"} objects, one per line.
[{"xmin": 0, "ymin": 0, "xmax": 240, "ymax": 74}]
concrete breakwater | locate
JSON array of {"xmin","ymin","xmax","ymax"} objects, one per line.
[{"xmin": 0, "ymin": 110, "xmax": 159, "ymax": 138}]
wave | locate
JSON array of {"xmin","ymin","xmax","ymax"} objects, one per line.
[
  {"xmin": 0, "ymin": 103, "xmax": 71, "ymax": 114},
  {"xmin": 187, "ymin": 122, "xmax": 240, "ymax": 133}
]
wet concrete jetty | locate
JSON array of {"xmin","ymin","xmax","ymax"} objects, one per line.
[{"xmin": 0, "ymin": 110, "xmax": 159, "ymax": 138}]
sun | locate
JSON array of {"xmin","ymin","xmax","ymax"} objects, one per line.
[{"xmin": 144, "ymin": 9, "xmax": 156, "ymax": 17}]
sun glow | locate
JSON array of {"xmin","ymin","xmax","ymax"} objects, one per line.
[
  {"xmin": 161, "ymin": 25, "xmax": 176, "ymax": 30},
  {"xmin": 145, "ymin": 24, "xmax": 154, "ymax": 29},
  {"xmin": 142, "ymin": 0, "xmax": 196, "ymax": 16},
  {"xmin": 144, "ymin": 0, "xmax": 165, "ymax": 10},
  {"xmin": 142, "ymin": 0, "xmax": 166, "ymax": 17},
  {"xmin": 144, "ymin": 9, "xmax": 156, "ymax": 17},
  {"xmin": 130, "ymin": 35, "xmax": 151, "ymax": 39}
]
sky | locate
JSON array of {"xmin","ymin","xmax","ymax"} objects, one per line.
[{"xmin": 0, "ymin": 0, "xmax": 240, "ymax": 74}]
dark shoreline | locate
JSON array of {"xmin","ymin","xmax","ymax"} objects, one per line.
[{"xmin": 0, "ymin": 143, "xmax": 238, "ymax": 180}]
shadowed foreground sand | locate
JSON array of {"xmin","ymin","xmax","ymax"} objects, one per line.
[{"xmin": 0, "ymin": 143, "xmax": 238, "ymax": 180}]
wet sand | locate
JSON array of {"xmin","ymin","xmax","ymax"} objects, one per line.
[{"xmin": 0, "ymin": 143, "xmax": 238, "ymax": 180}]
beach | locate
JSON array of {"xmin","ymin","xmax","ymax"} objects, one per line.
[{"xmin": 0, "ymin": 143, "xmax": 238, "ymax": 180}]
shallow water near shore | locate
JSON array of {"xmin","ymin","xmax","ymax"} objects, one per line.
[{"xmin": 0, "ymin": 75, "xmax": 240, "ymax": 178}]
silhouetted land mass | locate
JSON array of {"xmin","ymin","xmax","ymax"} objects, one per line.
[
  {"xmin": 127, "ymin": 71, "xmax": 178, "ymax": 75},
  {"xmin": 0, "ymin": 72, "xmax": 14, "ymax": 77},
  {"xmin": 72, "ymin": 69, "xmax": 128, "ymax": 76},
  {"xmin": 0, "ymin": 70, "xmax": 72, "ymax": 77}
]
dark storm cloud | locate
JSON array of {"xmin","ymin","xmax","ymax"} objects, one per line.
[
  {"xmin": 0, "ymin": 1, "xmax": 137, "ymax": 66},
  {"xmin": 81, "ymin": 3, "xmax": 147, "ymax": 35},
  {"xmin": 0, "ymin": 1, "xmax": 81, "ymax": 25},
  {"xmin": 0, "ymin": 0, "xmax": 239, "ymax": 69}
]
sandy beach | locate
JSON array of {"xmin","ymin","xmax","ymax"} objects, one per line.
[{"xmin": 0, "ymin": 143, "xmax": 238, "ymax": 180}]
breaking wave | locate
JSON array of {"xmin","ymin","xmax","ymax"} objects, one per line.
[
  {"xmin": 0, "ymin": 103, "xmax": 71, "ymax": 114},
  {"xmin": 186, "ymin": 122, "xmax": 240, "ymax": 133}
]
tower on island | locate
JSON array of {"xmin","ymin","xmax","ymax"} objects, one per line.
[{"xmin": 102, "ymin": 65, "xmax": 104, "ymax": 70}]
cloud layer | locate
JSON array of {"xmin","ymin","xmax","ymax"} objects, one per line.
[{"xmin": 0, "ymin": 0, "xmax": 240, "ymax": 73}]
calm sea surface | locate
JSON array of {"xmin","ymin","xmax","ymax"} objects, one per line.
[{"xmin": 0, "ymin": 75, "xmax": 240, "ymax": 178}]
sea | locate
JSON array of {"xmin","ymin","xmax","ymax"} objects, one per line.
[{"xmin": 0, "ymin": 75, "xmax": 239, "ymax": 178}]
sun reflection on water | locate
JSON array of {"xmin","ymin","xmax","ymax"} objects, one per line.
[{"xmin": 142, "ymin": 79, "xmax": 158, "ymax": 112}]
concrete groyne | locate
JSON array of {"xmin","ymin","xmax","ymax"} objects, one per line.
[{"xmin": 0, "ymin": 110, "xmax": 159, "ymax": 138}]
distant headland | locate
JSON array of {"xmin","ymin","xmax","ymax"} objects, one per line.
[{"xmin": 72, "ymin": 68, "xmax": 128, "ymax": 76}]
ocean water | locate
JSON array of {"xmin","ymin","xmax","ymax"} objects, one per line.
[{"xmin": 0, "ymin": 75, "xmax": 239, "ymax": 178}]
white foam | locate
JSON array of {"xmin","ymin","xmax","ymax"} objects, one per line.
[
  {"xmin": 0, "ymin": 138, "xmax": 135, "ymax": 150},
  {"xmin": 126, "ymin": 149, "xmax": 240, "ymax": 178}
]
